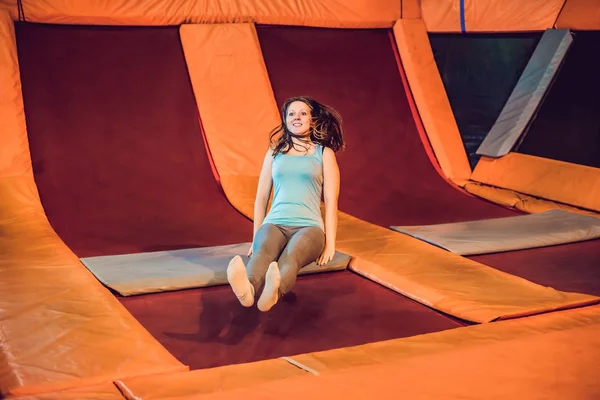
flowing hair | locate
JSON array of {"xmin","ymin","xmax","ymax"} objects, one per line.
[{"xmin": 269, "ymin": 96, "xmax": 346, "ymax": 156}]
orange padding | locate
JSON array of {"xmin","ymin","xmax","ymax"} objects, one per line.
[
  {"xmin": 555, "ymin": 0, "xmax": 600, "ymax": 29},
  {"xmin": 180, "ymin": 23, "xmax": 280, "ymax": 182},
  {"xmin": 472, "ymin": 153, "xmax": 600, "ymax": 213},
  {"xmin": 393, "ymin": 19, "xmax": 471, "ymax": 184},
  {"xmin": 116, "ymin": 359, "xmax": 307, "ymax": 399},
  {"xmin": 0, "ymin": 10, "xmax": 29, "ymax": 178},
  {"xmin": 118, "ymin": 306, "xmax": 600, "ymax": 399},
  {"xmin": 207, "ymin": 322, "xmax": 600, "ymax": 399},
  {"xmin": 401, "ymin": 0, "xmax": 421, "ymax": 19},
  {"xmin": 181, "ymin": 22, "xmax": 599, "ymax": 323},
  {"xmin": 0, "ymin": 0, "xmax": 399, "ymax": 27},
  {"xmin": 13, "ymin": 383, "xmax": 124, "ymax": 400},
  {"xmin": 421, "ymin": 0, "xmax": 565, "ymax": 32},
  {"xmin": 336, "ymin": 212, "xmax": 598, "ymax": 322},
  {"xmin": 179, "ymin": 22, "xmax": 280, "ymax": 217},
  {"xmin": 464, "ymin": 181, "xmax": 600, "ymax": 217},
  {"xmin": 0, "ymin": 12, "xmax": 186, "ymax": 397},
  {"xmin": 0, "ymin": 194, "xmax": 187, "ymax": 398},
  {"xmin": 290, "ymin": 304, "xmax": 600, "ymax": 373}
]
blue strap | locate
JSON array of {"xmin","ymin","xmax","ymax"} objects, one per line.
[
  {"xmin": 316, "ymin": 144, "xmax": 324, "ymax": 161},
  {"xmin": 460, "ymin": 0, "xmax": 466, "ymax": 33}
]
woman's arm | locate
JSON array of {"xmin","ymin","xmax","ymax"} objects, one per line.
[
  {"xmin": 249, "ymin": 147, "xmax": 274, "ymax": 255},
  {"xmin": 317, "ymin": 147, "xmax": 340, "ymax": 265}
]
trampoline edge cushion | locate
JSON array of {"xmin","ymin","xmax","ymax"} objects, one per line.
[
  {"xmin": 391, "ymin": 209, "xmax": 600, "ymax": 255},
  {"xmin": 80, "ymin": 242, "xmax": 351, "ymax": 296},
  {"xmin": 476, "ymin": 29, "xmax": 573, "ymax": 157}
]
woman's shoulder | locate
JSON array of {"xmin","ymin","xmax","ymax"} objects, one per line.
[{"xmin": 320, "ymin": 145, "xmax": 335, "ymax": 157}]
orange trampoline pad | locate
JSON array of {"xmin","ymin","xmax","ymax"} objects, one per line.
[
  {"xmin": 421, "ymin": 0, "xmax": 565, "ymax": 32},
  {"xmin": 472, "ymin": 153, "xmax": 600, "ymax": 213},
  {"xmin": 0, "ymin": 0, "xmax": 400, "ymax": 27},
  {"xmin": 211, "ymin": 322, "xmax": 600, "ymax": 400},
  {"xmin": 0, "ymin": 9, "xmax": 30, "ymax": 178},
  {"xmin": 555, "ymin": 0, "xmax": 600, "ymax": 30},
  {"xmin": 463, "ymin": 181, "xmax": 600, "ymax": 217},
  {"xmin": 393, "ymin": 19, "xmax": 471, "ymax": 183},
  {"xmin": 0, "ymin": 212, "xmax": 187, "ymax": 398},
  {"xmin": 115, "ymin": 359, "xmax": 307, "ymax": 399},
  {"xmin": 12, "ymin": 383, "xmax": 124, "ymax": 400}
]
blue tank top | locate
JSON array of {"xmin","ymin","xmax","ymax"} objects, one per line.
[{"xmin": 262, "ymin": 144, "xmax": 324, "ymax": 231}]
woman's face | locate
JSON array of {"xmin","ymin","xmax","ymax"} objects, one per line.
[{"xmin": 285, "ymin": 101, "xmax": 312, "ymax": 137}]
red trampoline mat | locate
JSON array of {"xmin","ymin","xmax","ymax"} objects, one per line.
[{"xmin": 120, "ymin": 271, "xmax": 463, "ymax": 369}]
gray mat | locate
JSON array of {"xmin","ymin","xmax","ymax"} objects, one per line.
[
  {"xmin": 80, "ymin": 242, "xmax": 351, "ymax": 296},
  {"xmin": 477, "ymin": 29, "xmax": 573, "ymax": 157},
  {"xmin": 391, "ymin": 209, "xmax": 600, "ymax": 255}
]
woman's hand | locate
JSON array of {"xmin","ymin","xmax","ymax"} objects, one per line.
[{"xmin": 317, "ymin": 243, "xmax": 335, "ymax": 266}]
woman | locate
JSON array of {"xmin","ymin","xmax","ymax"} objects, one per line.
[{"xmin": 227, "ymin": 96, "xmax": 345, "ymax": 312}]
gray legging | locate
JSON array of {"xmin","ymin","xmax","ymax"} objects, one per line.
[{"xmin": 247, "ymin": 223, "xmax": 325, "ymax": 296}]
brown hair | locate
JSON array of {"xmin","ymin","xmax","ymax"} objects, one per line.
[{"xmin": 269, "ymin": 96, "xmax": 346, "ymax": 156}]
